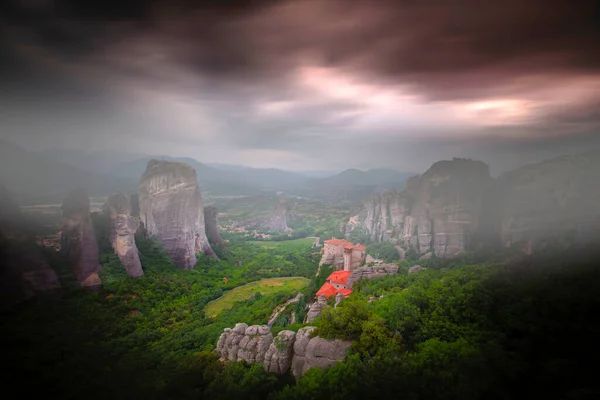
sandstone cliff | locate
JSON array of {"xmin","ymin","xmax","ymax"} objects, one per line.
[
  {"xmin": 60, "ymin": 188, "xmax": 102, "ymax": 288},
  {"xmin": 204, "ymin": 206, "xmax": 229, "ymax": 252},
  {"xmin": 138, "ymin": 160, "xmax": 217, "ymax": 269},
  {"xmin": 216, "ymin": 324, "xmax": 351, "ymax": 377},
  {"xmin": 488, "ymin": 152, "xmax": 600, "ymax": 253},
  {"xmin": 348, "ymin": 153, "xmax": 600, "ymax": 258},
  {"xmin": 347, "ymin": 159, "xmax": 493, "ymax": 257},
  {"xmin": 103, "ymin": 193, "xmax": 143, "ymax": 277}
]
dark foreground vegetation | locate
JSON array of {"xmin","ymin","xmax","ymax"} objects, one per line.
[{"xmin": 2, "ymin": 234, "xmax": 600, "ymax": 399}]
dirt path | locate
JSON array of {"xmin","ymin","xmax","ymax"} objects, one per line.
[{"xmin": 267, "ymin": 292, "xmax": 304, "ymax": 327}]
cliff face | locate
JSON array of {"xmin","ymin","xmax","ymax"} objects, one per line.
[
  {"xmin": 348, "ymin": 153, "xmax": 600, "ymax": 258},
  {"xmin": 489, "ymin": 152, "xmax": 600, "ymax": 253},
  {"xmin": 347, "ymin": 159, "xmax": 492, "ymax": 257},
  {"xmin": 138, "ymin": 160, "xmax": 217, "ymax": 269},
  {"xmin": 216, "ymin": 324, "xmax": 351, "ymax": 377},
  {"xmin": 103, "ymin": 193, "xmax": 143, "ymax": 277},
  {"xmin": 403, "ymin": 159, "xmax": 493, "ymax": 257},
  {"xmin": 60, "ymin": 188, "xmax": 102, "ymax": 288},
  {"xmin": 203, "ymin": 206, "xmax": 228, "ymax": 252}
]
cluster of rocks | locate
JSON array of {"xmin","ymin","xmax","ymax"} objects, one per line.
[{"xmin": 216, "ymin": 323, "xmax": 351, "ymax": 378}]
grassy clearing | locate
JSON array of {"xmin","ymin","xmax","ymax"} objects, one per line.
[
  {"xmin": 249, "ymin": 237, "xmax": 316, "ymax": 250},
  {"xmin": 204, "ymin": 277, "xmax": 310, "ymax": 317}
]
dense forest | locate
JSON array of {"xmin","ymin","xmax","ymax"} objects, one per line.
[{"xmin": 2, "ymin": 225, "xmax": 600, "ymax": 399}]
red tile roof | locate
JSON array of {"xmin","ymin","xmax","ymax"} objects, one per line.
[
  {"xmin": 326, "ymin": 270, "xmax": 352, "ymax": 285},
  {"xmin": 316, "ymin": 283, "xmax": 353, "ymax": 298},
  {"xmin": 316, "ymin": 283, "xmax": 338, "ymax": 298}
]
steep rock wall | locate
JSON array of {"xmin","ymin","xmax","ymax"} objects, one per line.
[
  {"xmin": 347, "ymin": 159, "xmax": 492, "ymax": 258},
  {"xmin": 103, "ymin": 193, "xmax": 143, "ymax": 277},
  {"xmin": 403, "ymin": 159, "xmax": 493, "ymax": 257},
  {"xmin": 138, "ymin": 160, "xmax": 217, "ymax": 269},
  {"xmin": 60, "ymin": 188, "xmax": 102, "ymax": 288}
]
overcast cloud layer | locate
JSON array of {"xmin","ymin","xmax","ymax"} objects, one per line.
[{"xmin": 1, "ymin": 0, "xmax": 599, "ymax": 174}]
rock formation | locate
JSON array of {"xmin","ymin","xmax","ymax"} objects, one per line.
[
  {"xmin": 408, "ymin": 265, "xmax": 424, "ymax": 274},
  {"xmin": 60, "ymin": 188, "xmax": 102, "ymax": 288},
  {"xmin": 203, "ymin": 206, "xmax": 228, "ymax": 252},
  {"xmin": 346, "ymin": 264, "xmax": 399, "ymax": 288},
  {"xmin": 487, "ymin": 152, "xmax": 600, "ymax": 253},
  {"xmin": 348, "ymin": 153, "xmax": 600, "ymax": 258},
  {"xmin": 290, "ymin": 326, "xmax": 352, "ymax": 379},
  {"xmin": 216, "ymin": 324, "xmax": 351, "ymax": 378},
  {"xmin": 346, "ymin": 158, "xmax": 493, "ymax": 258},
  {"xmin": 103, "ymin": 193, "xmax": 143, "ymax": 277},
  {"xmin": 264, "ymin": 330, "xmax": 296, "ymax": 375},
  {"xmin": 217, "ymin": 323, "xmax": 274, "ymax": 363},
  {"xmin": 138, "ymin": 160, "xmax": 217, "ymax": 269},
  {"xmin": 306, "ymin": 294, "xmax": 327, "ymax": 323},
  {"xmin": 238, "ymin": 198, "xmax": 294, "ymax": 232}
]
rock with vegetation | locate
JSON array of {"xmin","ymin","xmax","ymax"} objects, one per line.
[
  {"xmin": 138, "ymin": 160, "xmax": 217, "ymax": 269},
  {"xmin": 217, "ymin": 323, "xmax": 274, "ymax": 363},
  {"xmin": 290, "ymin": 326, "xmax": 352, "ymax": 379},
  {"xmin": 216, "ymin": 323, "xmax": 350, "ymax": 378},
  {"xmin": 263, "ymin": 330, "xmax": 296, "ymax": 375},
  {"xmin": 237, "ymin": 198, "xmax": 294, "ymax": 232},
  {"xmin": 103, "ymin": 193, "xmax": 143, "ymax": 277},
  {"xmin": 60, "ymin": 187, "xmax": 102, "ymax": 288},
  {"xmin": 408, "ymin": 264, "xmax": 424, "ymax": 274},
  {"xmin": 306, "ymin": 294, "xmax": 327, "ymax": 323},
  {"xmin": 347, "ymin": 264, "xmax": 399, "ymax": 288}
]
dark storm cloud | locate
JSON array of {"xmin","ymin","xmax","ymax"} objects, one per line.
[{"xmin": 1, "ymin": 0, "xmax": 599, "ymax": 171}]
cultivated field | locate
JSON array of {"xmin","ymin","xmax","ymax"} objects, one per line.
[{"xmin": 204, "ymin": 277, "xmax": 310, "ymax": 317}]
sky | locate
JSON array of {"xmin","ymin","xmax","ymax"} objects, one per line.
[{"xmin": 1, "ymin": 0, "xmax": 599, "ymax": 174}]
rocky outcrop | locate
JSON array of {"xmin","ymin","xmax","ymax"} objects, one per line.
[
  {"xmin": 204, "ymin": 206, "xmax": 228, "ymax": 252},
  {"xmin": 346, "ymin": 264, "xmax": 399, "ymax": 288},
  {"xmin": 217, "ymin": 323, "xmax": 274, "ymax": 363},
  {"xmin": 216, "ymin": 324, "xmax": 351, "ymax": 378},
  {"xmin": 488, "ymin": 152, "xmax": 600, "ymax": 253},
  {"xmin": 290, "ymin": 326, "xmax": 352, "ymax": 379},
  {"xmin": 306, "ymin": 294, "xmax": 327, "ymax": 323},
  {"xmin": 408, "ymin": 265, "xmax": 424, "ymax": 274},
  {"xmin": 402, "ymin": 159, "xmax": 493, "ymax": 257},
  {"xmin": 264, "ymin": 330, "xmax": 296, "ymax": 375},
  {"xmin": 60, "ymin": 188, "xmax": 102, "ymax": 288},
  {"xmin": 347, "ymin": 159, "xmax": 492, "ymax": 258},
  {"xmin": 138, "ymin": 160, "xmax": 217, "ymax": 269},
  {"xmin": 103, "ymin": 193, "xmax": 143, "ymax": 277}
]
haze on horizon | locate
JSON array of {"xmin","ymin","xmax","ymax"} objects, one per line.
[{"xmin": 1, "ymin": 0, "xmax": 599, "ymax": 174}]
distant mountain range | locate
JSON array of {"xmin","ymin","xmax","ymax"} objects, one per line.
[{"xmin": 0, "ymin": 141, "xmax": 415, "ymax": 202}]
